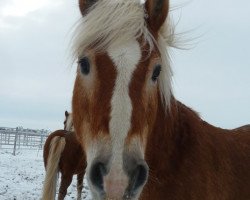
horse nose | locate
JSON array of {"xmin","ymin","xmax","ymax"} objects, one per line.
[
  {"xmin": 131, "ymin": 163, "xmax": 148, "ymax": 190},
  {"xmin": 89, "ymin": 162, "xmax": 107, "ymax": 191},
  {"xmin": 126, "ymin": 161, "xmax": 149, "ymax": 197}
]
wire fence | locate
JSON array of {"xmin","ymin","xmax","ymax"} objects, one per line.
[{"xmin": 0, "ymin": 128, "xmax": 50, "ymax": 155}]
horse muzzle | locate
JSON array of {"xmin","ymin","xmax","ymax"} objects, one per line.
[{"xmin": 89, "ymin": 157, "xmax": 149, "ymax": 200}]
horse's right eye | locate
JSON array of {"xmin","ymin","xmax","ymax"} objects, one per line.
[
  {"xmin": 151, "ymin": 64, "xmax": 161, "ymax": 82},
  {"xmin": 79, "ymin": 57, "xmax": 90, "ymax": 75}
]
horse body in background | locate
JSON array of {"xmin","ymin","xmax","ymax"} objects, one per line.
[
  {"xmin": 42, "ymin": 112, "xmax": 86, "ymax": 200},
  {"xmin": 70, "ymin": 0, "xmax": 250, "ymax": 199}
]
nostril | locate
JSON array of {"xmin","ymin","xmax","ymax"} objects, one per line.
[
  {"xmin": 130, "ymin": 163, "xmax": 149, "ymax": 192},
  {"xmin": 90, "ymin": 162, "xmax": 107, "ymax": 190}
]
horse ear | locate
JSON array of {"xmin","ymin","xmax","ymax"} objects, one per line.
[
  {"xmin": 65, "ymin": 111, "xmax": 69, "ymax": 117},
  {"xmin": 145, "ymin": 0, "xmax": 169, "ymax": 32},
  {"xmin": 79, "ymin": 0, "xmax": 98, "ymax": 16}
]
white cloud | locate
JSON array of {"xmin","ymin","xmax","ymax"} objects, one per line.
[
  {"xmin": 0, "ymin": 0, "xmax": 79, "ymax": 129},
  {"xmin": 0, "ymin": 0, "xmax": 62, "ymax": 17},
  {"xmin": 0, "ymin": 0, "xmax": 63, "ymax": 29}
]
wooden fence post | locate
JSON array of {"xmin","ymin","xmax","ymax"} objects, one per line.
[
  {"xmin": 40, "ymin": 133, "xmax": 44, "ymax": 150},
  {"xmin": 13, "ymin": 129, "xmax": 18, "ymax": 156}
]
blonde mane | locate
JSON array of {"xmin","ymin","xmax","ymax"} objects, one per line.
[{"xmin": 72, "ymin": 0, "xmax": 176, "ymax": 107}]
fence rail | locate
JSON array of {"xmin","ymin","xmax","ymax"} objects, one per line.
[{"xmin": 0, "ymin": 129, "xmax": 49, "ymax": 155}]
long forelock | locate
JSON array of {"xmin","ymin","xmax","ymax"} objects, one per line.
[{"xmin": 72, "ymin": 0, "xmax": 176, "ymax": 108}]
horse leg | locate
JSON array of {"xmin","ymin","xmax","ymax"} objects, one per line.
[
  {"xmin": 58, "ymin": 173, "xmax": 73, "ymax": 200},
  {"xmin": 77, "ymin": 172, "xmax": 84, "ymax": 200}
]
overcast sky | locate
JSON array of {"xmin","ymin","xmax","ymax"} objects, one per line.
[{"xmin": 0, "ymin": 0, "xmax": 249, "ymax": 130}]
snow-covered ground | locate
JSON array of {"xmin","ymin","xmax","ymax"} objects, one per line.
[{"xmin": 0, "ymin": 149, "xmax": 92, "ymax": 200}]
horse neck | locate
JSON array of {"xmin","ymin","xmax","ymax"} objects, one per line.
[
  {"xmin": 145, "ymin": 96, "xmax": 205, "ymax": 173},
  {"xmin": 145, "ymin": 96, "xmax": 249, "ymax": 176},
  {"xmin": 143, "ymin": 96, "xmax": 250, "ymax": 199}
]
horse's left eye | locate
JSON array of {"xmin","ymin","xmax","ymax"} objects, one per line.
[
  {"xmin": 79, "ymin": 57, "xmax": 90, "ymax": 75},
  {"xmin": 152, "ymin": 65, "xmax": 161, "ymax": 82}
]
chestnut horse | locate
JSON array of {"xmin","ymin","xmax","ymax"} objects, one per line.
[
  {"xmin": 42, "ymin": 112, "xmax": 86, "ymax": 200},
  {"xmin": 71, "ymin": 0, "xmax": 250, "ymax": 199}
]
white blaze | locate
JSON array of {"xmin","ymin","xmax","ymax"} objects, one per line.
[
  {"xmin": 108, "ymin": 40, "xmax": 141, "ymax": 172},
  {"xmin": 65, "ymin": 114, "xmax": 74, "ymax": 132}
]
